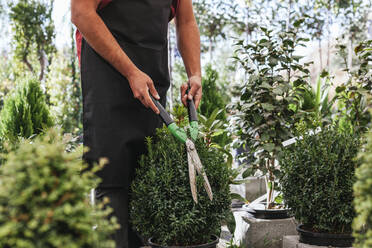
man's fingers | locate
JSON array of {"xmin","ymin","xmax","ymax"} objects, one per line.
[
  {"xmin": 180, "ymin": 83, "xmax": 188, "ymax": 107},
  {"xmin": 138, "ymin": 95, "xmax": 148, "ymax": 108},
  {"xmin": 144, "ymin": 92, "xmax": 160, "ymax": 114},
  {"xmin": 148, "ymin": 81, "xmax": 160, "ymax": 100},
  {"xmin": 194, "ymin": 92, "xmax": 202, "ymax": 109},
  {"xmin": 188, "ymin": 84, "xmax": 200, "ymax": 101}
]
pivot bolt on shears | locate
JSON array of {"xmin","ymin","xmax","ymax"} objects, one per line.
[{"xmin": 150, "ymin": 94, "xmax": 213, "ymax": 204}]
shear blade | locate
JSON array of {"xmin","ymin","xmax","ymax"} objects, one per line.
[
  {"xmin": 186, "ymin": 139, "xmax": 214, "ymax": 202},
  {"xmin": 188, "ymin": 151, "xmax": 198, "ymax": 203}
]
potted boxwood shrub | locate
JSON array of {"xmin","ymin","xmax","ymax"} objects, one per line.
[
  {"xmin": 129, "ymin": 127, "xmax": 232, "ymax": 247},
  {"xmin": 0, "ymin": 130, "xmax": 118, "ymax": 248},
  {"xmin": 279, "ymin": 127, "xmax": 361, "ymax": 247},
  {"xmin": 353, "ymin": 130, "xmax": 372, "ymax": 248},
  {"xmin": 232, "ymin": 24, "xmax": 311, "ymax": 218}
]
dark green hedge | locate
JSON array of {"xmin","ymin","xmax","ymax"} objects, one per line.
[
  {"xmin": 279, "ymin": 127, "xmax": 361, "ymax": 233},
  {"xmin": 130, "ymin": 128, "xmax": 232, "ymax": 246}
]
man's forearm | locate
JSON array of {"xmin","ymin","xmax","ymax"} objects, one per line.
[
  {"xmin": 71, "ymin": 1, "xmax": 138, "ymax": 78},
  {"xmin": 71, "ymin": 0, "xmax": 161, "ymax": 113},
  {"xmin": 176, "ymin": 18, "xmax": 201, "ymax": 79}
]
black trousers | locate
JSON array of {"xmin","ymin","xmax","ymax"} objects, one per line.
[{"xmin": 95, "ymin": 188, "xmax": 143, "ymax": 248}]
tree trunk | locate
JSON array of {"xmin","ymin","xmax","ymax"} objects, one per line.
[
  {"xmin": 38, "ymin": 49, "xmax": 45, "ymax": 81},
  {"xmin": 23, "ymin": 55, "xmax": 34, "ymax": 73}
]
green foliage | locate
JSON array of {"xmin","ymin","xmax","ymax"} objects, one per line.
[
  {"xmin": 335, "ymin": 40, "xmax": 372, "ymax": 133},
  {"xmin": 0, "ymin": 77, "xmax": 53, "ymax": 141},
  {"xmin": 280, "ymin": 127, "xmax": 361, "ymax": 233},
  {"xmin": 292, "ymin": 72, "xmax": 335, "ymax": 129},
  {"xmin": 130, "ymin": 127, "xmax": 232, "ymax": 246},
  {"xmin": 226, "ymin": 238, "xmax": 243, "ymax": 248},
  {"xmin": 171, "ymin": 103, "xmax": 188, "ymax": 127},
  {"xmin": 46, "ymin": 50, "xmax": 82, "ymax": 135},
  {"xmin": 232, "ymin": 23, "xmax": 312, "ymax": 206},
  {"xmin": 199, "ymin": 65, "xmax": 230, "ymax": 147},
  {"xmin": 193, "ymin": 0, "xmax": 238, "ymax": 56},
  {"xmin": 0, "ymin": 130, "xmax": 117, "ymax": 248},
  {"xmin": 353, "ymin": 130, "xmax": 372, "ymax": 248},
  {"xmin": 9, "ymin": 0, "xmax": 56, "ymax": 80},
  {"xmin": 200, "ymin": 65, "xmax": 227, "ymax": 119},
  {"xmin": 199, "ymin": 109, "xmax": 227, "ymax": 148}
]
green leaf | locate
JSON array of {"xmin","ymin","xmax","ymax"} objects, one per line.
[
  {"xmin": 226, "ymin": 210, "xmax": 236, "ymax": 234},
  {"xmin": 230, "ymin": 193, "xmax": 247, "ymax": 203},
  {"xmin": 261, "ymin": 103, "xmax": 275, "ymax": 111},
  {"xmin": 263, "ymin": 143, "xmax": 275, "ymax": 152},
  {"xmin": 320, "ymin": 70, "xmax": 329, "ymax": 78},
  {"xmin": 336, "ymin": 86, "xmax": 346, "ymax": 93},
  {"xmin": 293, "ymin": 18, "xmax": 305, "ymax": 28},
  {"xmin": 242, "ymin": 167, "xmax": 255, "ymax": 178},
  {"xmin": 273, "ymin": 87, "xmax": 283, "ymax": 95}
]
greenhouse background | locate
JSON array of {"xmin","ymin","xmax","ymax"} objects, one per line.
[{"xmin": 0, "ymin": 0, "xmax": 371, "ymax": 248}]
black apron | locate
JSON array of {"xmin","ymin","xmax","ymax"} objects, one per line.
[{"xmin": 81, "ymin": 0, "xmax": 172, "ymax": 188}]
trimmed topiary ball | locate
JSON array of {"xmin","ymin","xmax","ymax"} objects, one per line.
[
  {"xmin": 130, "ymin": 127, "xmax": 232, "ymax": 246},
  {"xmin": 353, "ymin": 131, "xmax": 372, "ymax": 248},
  {"xmin": 279, "ymin": 127, "xmax": 361, "ymax": 234},
  {"xmin": 0, "ymin": 130, "xmax": 117, "ymax": 248}
]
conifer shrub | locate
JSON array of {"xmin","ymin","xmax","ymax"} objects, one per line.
[
  {"xmin": 0, "ymin": 130, "xmax": 117, "ymax": 248},
  {"xmin": 130, "ymin": 127, "xmax": 232, "ymax": 246},
  {"xmin": 199, "ymin": 65, "xmax": 230, "ymax": 147},
  {"xmin": 279, "ymin": 127, "xmax": 361, "ymax": 234},
  {"xmin": 0, "ymin": 77, "xmax": 53, "ymax": 141},
  {"xmin": 199, "ymin": 65, "xmax": 227, "ymax": 120},
  {"xmin": 353, "ymin": 131, "xmax": 372, "ymax": 248}
]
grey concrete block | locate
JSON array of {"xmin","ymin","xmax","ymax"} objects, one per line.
[
  {"xmin": 282, "ymin": 235, "xmax": 353, "ymax": 248},
  {"xmin": 282, "ymin": 235, "xmax": 300, "ymax": 248},
  {"xmin": 245, "ymin": 177, "xmax": 266, "ymax": 202},
  {"xmin": 242, "ymin": 215, "xmax": 298, "ymax": 248}
]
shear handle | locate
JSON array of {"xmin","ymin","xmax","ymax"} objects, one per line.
[
  {"xmin": 150, "ymin": 95, "xmax": 174, "ymax": 126},
  {"xmin": 186, "ymin": 89, "xmax": 198, "ymax": 122}
]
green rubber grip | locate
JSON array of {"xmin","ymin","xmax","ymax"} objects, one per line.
[
  {"xmin": 189, "ymin": 121, "xmax": 199, "ymax": 141},
  {"xmin": 168, "ymin": 123, "xmax": 188, "ymax": 143}
]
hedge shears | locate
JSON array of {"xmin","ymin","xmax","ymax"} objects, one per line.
[{"xmin": 150, "ymin": 93, "xmax": 213, "ymax": 204}]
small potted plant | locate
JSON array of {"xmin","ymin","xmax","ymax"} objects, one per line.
[
  {"xmin": 279, "ymin": 127, "xmax": 361, "ymax": 247},
  {"xmin": 129, "ymin": 127, "xmax": 232, "ymax": 247},
  {"xmin": 232, "ymin": 24, "xmax": 311, "ymax": 218}
]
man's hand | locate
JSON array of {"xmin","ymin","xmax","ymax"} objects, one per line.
[
  {"xmin": 181, "ymin": 75, "xmax": 202, "ymax": 109},
  {"xmin": 127, "ymin": 70, "xmax": 160, "ymax": 114}
]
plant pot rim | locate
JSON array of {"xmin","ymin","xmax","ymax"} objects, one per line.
[
  {"xmin": 243, "ymin": 204, "xmax": 290, "ymax": 219},
  {"xmin": 296, "ymin": 224, "xmax": 353, "ymax": 239},
  {"xmin": 244, "ymin": 204, "xmax": 289, "ymax": 212},
  {"xmin": 148, "ymin": 235, "xmax": 219, "ymax": 248}
]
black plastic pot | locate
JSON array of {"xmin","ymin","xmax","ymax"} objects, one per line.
[
  {"xmin": 297, "ymin": 224, "xmax": 354, "ymax": 247},
  {"xmin": 244, "ymin": 204, "xmax": 290, "ymax": 219},
  {"xmin": 148, "ymin": 235, "xmax": 219, "ymax": 248}
]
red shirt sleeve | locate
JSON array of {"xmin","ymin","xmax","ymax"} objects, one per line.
[{"xmin": 170, "ymin": 0, "xmax": 180, "ymax": 21}]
